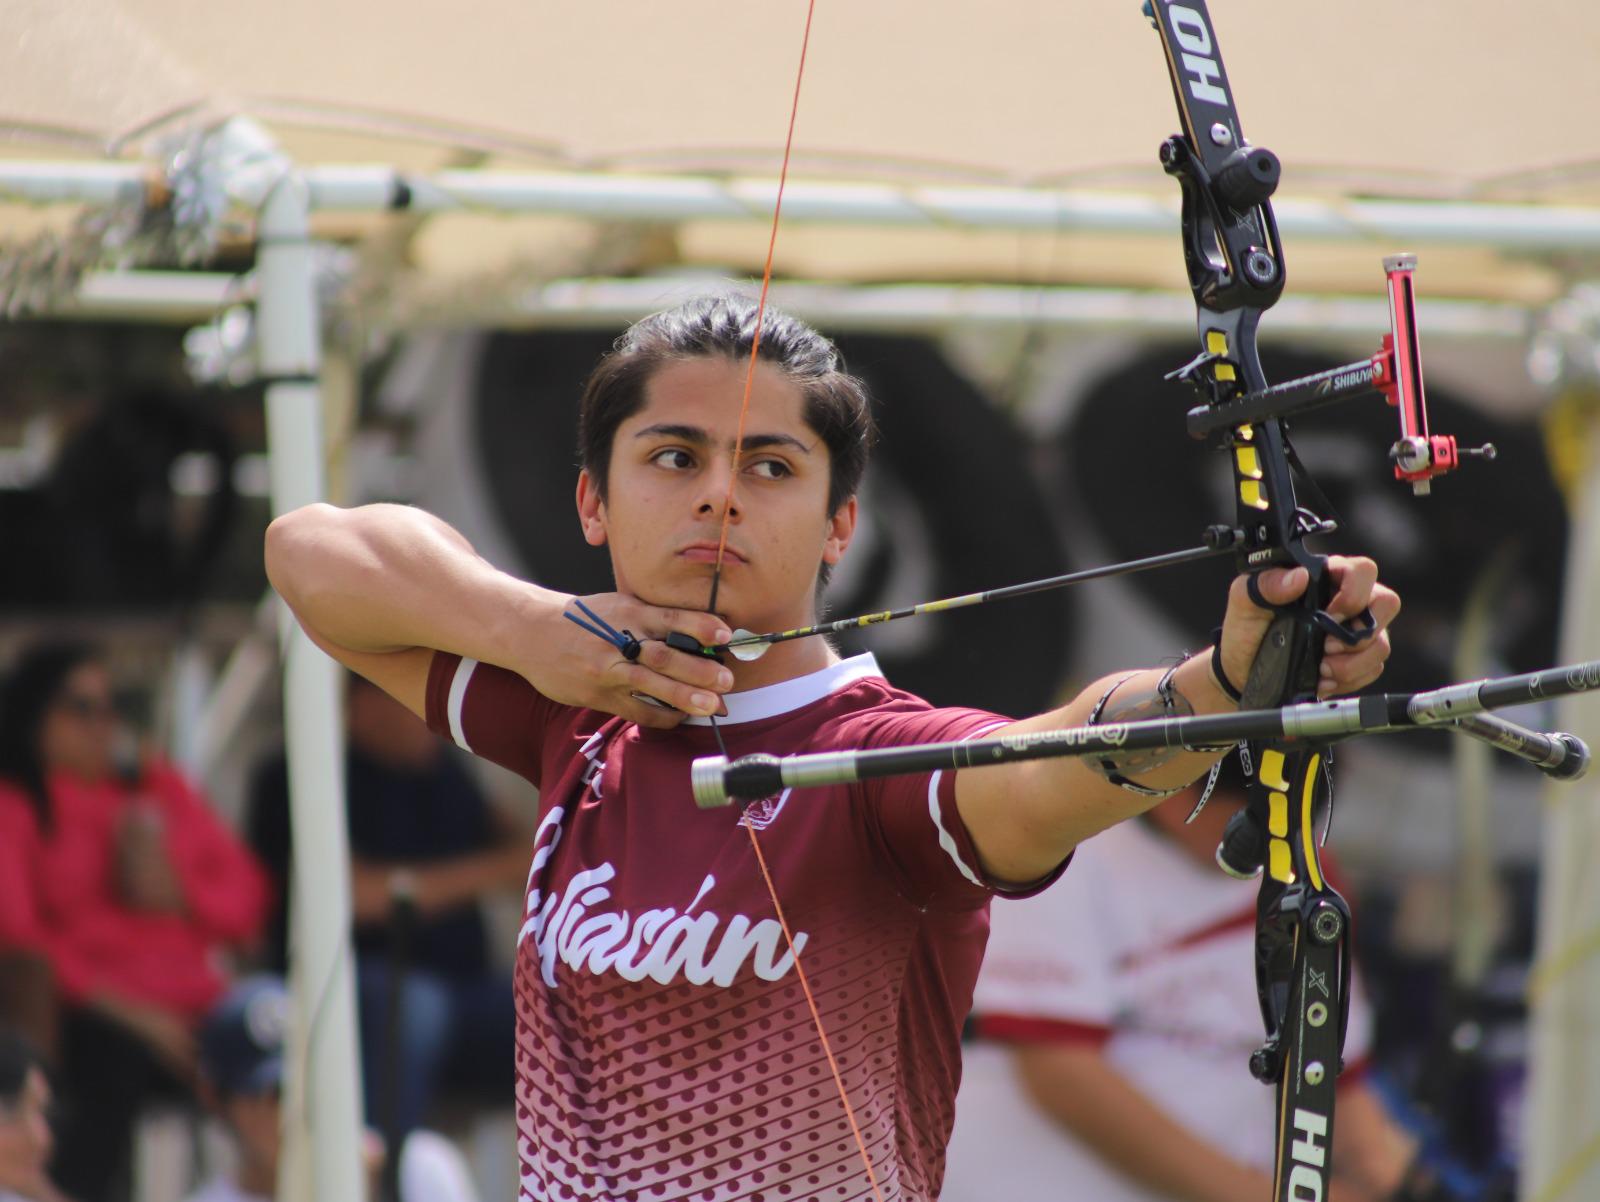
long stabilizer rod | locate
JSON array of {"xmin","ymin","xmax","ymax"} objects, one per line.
[{"xmin": 691, "ymin": 659, "xmax": 1599, "ymax": 808}]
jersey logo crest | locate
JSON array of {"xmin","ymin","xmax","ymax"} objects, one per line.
[{"xmin": 737, "ymin": 788, "xmax": 793, "ymax": 831}]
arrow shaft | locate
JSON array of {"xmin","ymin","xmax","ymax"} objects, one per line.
[{"xmin": 724, "ymin": 539, "xmax": 1235, "ymax": 653}]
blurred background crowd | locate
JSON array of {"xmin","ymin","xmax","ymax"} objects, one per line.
[{"xmin": 3, "ymin": 2, "xmax": 1600, "ymax": 1200}]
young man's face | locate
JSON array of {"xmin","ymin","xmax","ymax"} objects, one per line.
[
  {"xmin": 221, "ymin": 1090, "xmax": 282, "ymax": 1181},
  {"xmin": 0, "ymin": 1066, "xmax": 54, "ymax": 1196},
  {"xmin": 40, "ymin": 661, "xmax": 119, "ymax": 782},
  {"xmin": 577, "ymin": 355, "xmax": 856, "ymax": 632}
]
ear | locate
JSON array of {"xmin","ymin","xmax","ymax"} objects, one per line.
[
  {"xmin": 575, "ymin": 469, "xmax": 609, "ymax": 548},
  {"xmin": 821, "ymin": 495, "xmax": 858, "ymax": 566}
]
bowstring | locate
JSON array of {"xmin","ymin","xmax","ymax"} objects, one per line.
[{"xmin": 703, "ymin": 3, "xmax": 887, "ymax": 1198}]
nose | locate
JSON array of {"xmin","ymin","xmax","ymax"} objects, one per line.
[{"xmin": 694, "ymin": 452, "xmax": 742, "ymax": 522}]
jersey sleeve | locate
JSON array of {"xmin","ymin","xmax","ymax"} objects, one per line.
[
  {"xmin": 425, "ymin": 651, "xmax": 563, "ymax": 786},
  {"xmin": 969, "ymin": 845, "xmax": 1117, "ymax": 1046},
  {"xmin": 844, "ymin": 705, "xmax": 1071, "ymax": 912}
]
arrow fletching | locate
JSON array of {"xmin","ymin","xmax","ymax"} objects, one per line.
[{"xmin": 724, "ymin": 630, "xmax": 772, "ymax": 661}]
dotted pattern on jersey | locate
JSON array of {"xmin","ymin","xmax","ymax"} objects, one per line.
[{"xmin": 511, "ymin": 891, "xmax": 961, "ymax": 1202}]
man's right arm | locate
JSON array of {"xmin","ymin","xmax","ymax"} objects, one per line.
[
  {"xmin": 1012, "ymin": 1043, "xmax": 1380, "ymax": 1202},
  {"xmin": 264, "ymin": 503, "xmax": 732, "ymax": 727}
]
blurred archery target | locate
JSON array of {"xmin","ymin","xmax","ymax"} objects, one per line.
[
  {"xmin": 1056, "ymin": 344, "xmax": 1567, "ymax": 697},
  {"xmin": 467, "ymin": 328, "xmax": 1071, "ymax": 715}
]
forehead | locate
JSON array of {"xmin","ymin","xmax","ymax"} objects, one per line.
[{"xmin": 629, "ymin": 356, "xmax": 809, "ymax": 433}]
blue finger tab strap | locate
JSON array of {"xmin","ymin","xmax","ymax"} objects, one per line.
[{"xmin": 563, "ymin": 600, "xmax": 642, "ymax": 661}]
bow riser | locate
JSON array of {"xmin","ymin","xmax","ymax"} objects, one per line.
[{"xmin": 1150, "ymin": 5, "xmax": 1348, "ymax": 1200}]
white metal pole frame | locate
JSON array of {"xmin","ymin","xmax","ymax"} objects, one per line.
[
  {"xmin": 8, "ymin": 160, "xmax": 1600, "ymax": 250},
  {"xmin": 257, "ymin": 168, "xmax": 367, "ymax": 1202},
  {"xmin": 1524, "ymin": 394, "xmax": 1600, "ymax": 1202}
]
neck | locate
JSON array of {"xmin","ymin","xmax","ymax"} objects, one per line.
[{"xmin": 236, "ymin": 1156, "xmax": 275, "ymax": 1198}]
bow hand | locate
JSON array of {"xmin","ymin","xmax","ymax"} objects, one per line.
[{"xmin": 1218, "ymin": 557, "xmax": 1399, "ymax": 702}]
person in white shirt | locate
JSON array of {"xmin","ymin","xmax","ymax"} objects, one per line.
[
  {"xmin": 942, "ymin": 759, "xmax": 1425, "ymax": 1202},
  {"xmin": 0, "ymin": 1028, "xmax": 68, "ymax": 1202}
]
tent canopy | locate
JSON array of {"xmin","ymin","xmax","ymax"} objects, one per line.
[{"xmin": 5, "ymin": 0, "xmax": 1599, "ymax": 304}]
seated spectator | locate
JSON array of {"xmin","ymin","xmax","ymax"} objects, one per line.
[
  {"xmin": 187, "ymin": 976, "xmax": 481, "ymax": 1202},
  {"xmin": 0, "ymin": 1028, "xmax": 68, "ymax": 1202},
  {"xmin": 247, "ymin": 673, "xmax": 525, "ymax": 1142},
  {"xmin": 0, "ymin": 954, "xmax": 55, "ymax": 1067},
  {"xmin": 941, "ymin": 758, "xmax": 1426, "ymax": 1202},
  {"xmin": 0, "ymin": 641, "xmax": 270, "ymax": 1202}
]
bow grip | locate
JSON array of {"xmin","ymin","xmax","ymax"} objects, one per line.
[{"xmin": 1241, "ymin": 571, "xmax": 1375, "ymax": 687}]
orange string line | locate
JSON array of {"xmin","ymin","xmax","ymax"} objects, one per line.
[
  {"xmin": 707, "ymin": 0, "xmax": 818, "ymax": 614},
  {"xmin": 745, "ymin": 821, "xmax": 888, "ymax": 1202},
  {"xmin": 710, "ymin": 6, "xmax": 884, "ymax": 1197}
]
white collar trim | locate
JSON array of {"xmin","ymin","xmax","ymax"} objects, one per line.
[{"xmin": 682, "ymin": 653, "xmax": 883, "ymax": 726}]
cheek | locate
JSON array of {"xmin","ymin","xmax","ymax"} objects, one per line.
[
  {"xmin": 37, "ymin": 714, "xmax": 70, "ymax": 761},
  {"xmin": 0, "ymin": 1128, "xmax": 27, "ymax": 1176},
  {"xmin": 28, "ymin": 1117, "xmax": 51, "ymax": 1161}
]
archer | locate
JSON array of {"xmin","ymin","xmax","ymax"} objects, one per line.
[{"xmin": 265, "ymin": 292, "xmax": 1400, "ymax": 1202}]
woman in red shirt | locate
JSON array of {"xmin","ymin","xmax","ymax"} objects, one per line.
[{"xmin": 0, "ymin": 641, "xmax": 270, "ymax": 1202}]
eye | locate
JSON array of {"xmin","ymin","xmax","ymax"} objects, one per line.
[
  {"xmin": 650, "ymin": 448, "xmax": 695, "ymax": 471},
  {"xmin": 747, "ymin": 458, "xmax": 793, "ymax": 480}
]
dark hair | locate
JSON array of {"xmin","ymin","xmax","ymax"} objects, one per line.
[
  {"xmin": 0, "ymin": 1027, "xmax": 43, "ymax": 1106},
  {"xmin": 0, "ymin": 640, "xmax": 103, "ymax": 834},
  {"xmin": 576, "ymin": 293, "xmax": 876, "ymax": 585}
]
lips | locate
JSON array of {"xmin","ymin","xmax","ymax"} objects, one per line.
[{"xmin": 679, "ymin": 541, "xmax": 746, "ymax": 565}]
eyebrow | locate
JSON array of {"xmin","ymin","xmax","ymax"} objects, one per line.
[{"xmin": 632, "ymin": 423, "xmax": 814, "ymax": 455}]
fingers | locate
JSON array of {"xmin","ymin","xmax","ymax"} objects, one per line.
[
  {"xmin": 1316, "ymin": 557, "xmax": 1397, "ymax": 697},
  {"xmin": 644, "ymin": 606, "xmax": 732, "ymax": 650},
  {"xmin": 1323, "ymin": 555, "xmax": 1381, "ymax": 622},
  {"xmin": 1318, "ymin": 573, "xmax": 1399, "ymax": 698},
  {"xmin": 617, "ymin": 627, "xmax": 734, "ymax": 720},
  {"xmin": 564, "ymin": 595, "xmax": 738, "ymax": 722},
  {"xmin": 1318, "ymin": 627, "xmax": 1391, "ymax": 698},
  {"xmin": 635, "ymin": 637, "xmax": 733, "ymax": 694},
  {"xmin": 617, "ymin": 661, "xmax": 728, "ymax": 720},
  {"xmin": 1238, "ymin": 566, "xmax": 1309, "ymax": 609}
]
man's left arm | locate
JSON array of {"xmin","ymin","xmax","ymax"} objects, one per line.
[
  {"xmin": 350, "ymin": 809, "xmax": 531, "ymax": 924},
  {"xmin": 956, "ymin": 555, "xmax": 1400, "ymax": 884}
]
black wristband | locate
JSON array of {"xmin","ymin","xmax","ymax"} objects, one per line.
[{"xmin": 1210, "ymin": 626, "xmax": 1243, "ymax": 703}]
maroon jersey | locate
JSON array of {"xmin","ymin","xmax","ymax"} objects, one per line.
[{"xmin": 426, "ymin": 651, "xmax": 1065, "ymax": 1201}]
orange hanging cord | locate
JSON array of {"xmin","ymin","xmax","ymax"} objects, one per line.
[
  {"xmin": 707, "ymin": 0, "xmax": 815, "ymax": 615},
  {"xmin": 704, "ymin": 3, "xmax": 888, "ymax": 1198}
]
